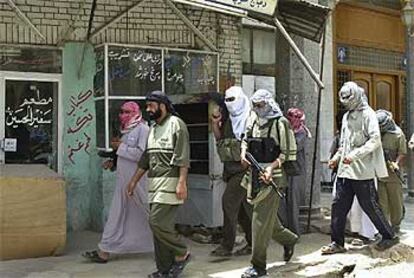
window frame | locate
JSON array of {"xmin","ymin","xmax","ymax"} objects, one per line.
[
  {"xmin": 96, "ymin": 43, "xmax": 219, "ymax": 152},
  {"xmin": 0, "ymin": 71, "xmax": 63, "ymax": 174}
]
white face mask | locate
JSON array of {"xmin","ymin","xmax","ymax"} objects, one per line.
[
  {"xmin": 253, "ymin": 105, "xmax": 272, "ymax": 119},
  {"xmin": 225, "ymin": 88, "xmax": 246, "ymax": 117}
]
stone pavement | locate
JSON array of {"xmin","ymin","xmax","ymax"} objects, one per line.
[{"xmin": 1, "ymin": 192, "xmax": 414, "ymax": 278}]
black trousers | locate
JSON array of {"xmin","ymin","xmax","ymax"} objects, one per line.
[
  {"xmin": 221, "ymin": 172, "xmax": 252, "ymax": 251},
  {"xmin": 331, "ymin": 178, "xmax": 395, "ymax": 246}
]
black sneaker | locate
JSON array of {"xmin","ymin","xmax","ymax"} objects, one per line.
[
  {"xmin": 375, "ymin": 236, "xmax": 399, "ymax": 251},
  {"xmin": 168, "ymin": 253, "xmax": 191, "ymax": 278},
  {"xmin": 241, "ymin": 266, "xmax": 267, "ymax": 278}
]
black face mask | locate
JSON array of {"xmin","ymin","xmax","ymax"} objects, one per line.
[{"xmin": 148, "ymin": 107, "xmax": 162, "ymax": 121}]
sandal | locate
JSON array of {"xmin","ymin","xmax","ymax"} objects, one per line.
[
  {"xmin": 81, "ymin": 250, "xmax": 108, "ymax": 263},
  {"xmin": 321, "ymin": 242, "xmax": 346, "ymax": 255},
  {"xmin": 169, "ymin": 252, "xmax": 191, "ymax": 278},
  {"xmin": 81, "ymin": 250, "xmax": 98, "ymax": 259}
]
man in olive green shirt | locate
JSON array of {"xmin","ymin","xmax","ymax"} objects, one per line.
[
  {"xmin": 376, "ymin": 109, "xmax": 407, "ymax": 233},
  {"xmin": 210, "ymin": 86, "xmax": 252, "ymax": 257},
  {"xmin": 127, "ymin": 91, "xmax": 190, "ymax": 278},
  {"xmin": 240, "ymin": 89, "xmax": 298, "ymax": 278}
]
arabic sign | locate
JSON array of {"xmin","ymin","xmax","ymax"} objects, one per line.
[
  {"xmin": 164, "ymin": 50, "xmax": 218, "ymax": 95},
  {"xmin": 107, "ymin": 46, "xmax": 162, "ymax": 96},
  {"xmin": 5, "ymin": 89, "xmax": 53, "ymax": 128},
  {"xmin": 4, "ymin": 80, "xmax": 57, "ymax": 166},
  {"xmin": 204, "ymin": 0, "xmax": 277, "ymax": 15}
]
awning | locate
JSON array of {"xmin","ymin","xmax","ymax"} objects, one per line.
[
  {"xmin": 250, "ymin": 0, "xmax": 331, "ymax": 43},
  {"xmin": 174, "ymin": 1, "xmax": 330, "ymax": 43},
  {"xmin": 277, "ymin": 0, "xmax": 330, "ymax": 42}
]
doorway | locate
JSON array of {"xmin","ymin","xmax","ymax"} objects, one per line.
[{"xmin": 353, "ymin": 71, "xmax": 399, "ymax": 121}]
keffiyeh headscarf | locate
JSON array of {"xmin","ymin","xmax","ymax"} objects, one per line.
[
  {"xmin": 224, "ymin": 86, "xmax": 251, "ymax": 140},
  {"xmin": 146, "ymin": 90, "xmax": 178, "ymax": 116},
  {"xmin": 376, "ymin": 109, "xmax": 400, "ymax": 134},
  {"xmin": 339, "ymin": 81, "xmax": 368, "ymax": 111},
  {"xmin": 287, "ymin": 107, "xmax": 312, "ymax": 138},
  {"xmin": 119, "ymin": 101, "xmax": 142, "ymax": 134},
  {"xmin": 251, "ymin": 89, "xmax": 283, "ymax": 119}
]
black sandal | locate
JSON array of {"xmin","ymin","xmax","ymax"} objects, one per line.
[{"xmin": 82, "ymin": 250, "xmax": 108, "ymax": 263}]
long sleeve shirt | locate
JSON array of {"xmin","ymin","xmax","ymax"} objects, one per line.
[{"xmin": 332, "ymin": 107, "xmax": 388, "ymax": 180}]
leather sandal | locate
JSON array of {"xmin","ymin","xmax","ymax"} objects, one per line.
[{"xmin": 321, "ymin": 242, "xmax": 346, "ymax": 255}]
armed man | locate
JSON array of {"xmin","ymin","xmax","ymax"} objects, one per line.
[
  {"xmin": 240, "ymin": 89, "xmax": 298, "ymax": 278},
  {"xmin": 376, "ymin": 109, "xmax": 407, "ymax": 234}
]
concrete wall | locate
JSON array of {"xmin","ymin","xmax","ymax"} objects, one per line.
[
  {"xmin": 62, "ymin": 42, "xmax": 101, "ymax": 231},
  {"xmin": 0, "ymin": 0, "xmax": 243, "ymax": 231}
]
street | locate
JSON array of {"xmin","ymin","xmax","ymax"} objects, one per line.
[{"xmin": 1, "ymin": 192, "xmax": 414, "ymax": 278}]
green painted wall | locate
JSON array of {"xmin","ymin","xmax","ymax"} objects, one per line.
[{"xmin": 62, "ymin": 43, "xmax": 102, "ymax": 231}]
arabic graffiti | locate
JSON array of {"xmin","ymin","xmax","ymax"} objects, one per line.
[
  {"xmin": 66, "ymin": 89, "xmax": 94, "ymax": 164},
  {"xmin": 67, "ymin": 132, "xmax": 91, "ymax": 164},
  {"xmin": 5, "ymin": 89, "xmax": 53, "ymax": 128}
]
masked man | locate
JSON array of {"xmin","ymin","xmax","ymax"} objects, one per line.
[
  {"xmin": 376, "ymin": 109, "xmax": 407, "ymax": 233},
  {"xmin": 127, "ymin": 91, "xmax": 190, "ymax": 278},
  {"xmin": 210, "ymin": 86, "xmax": 252, "ymax": 257},
  {"xmin": 240, "ymin": 89, "xmax": 298, "ymax": 278},
  {"xmin": 322, "ymin": 82, "xmax": 398, "ymax": 255}
]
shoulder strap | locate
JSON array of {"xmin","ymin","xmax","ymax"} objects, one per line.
[{"xmin": 268, "ymin": 117, "xmax": 280, "ymax": 140}]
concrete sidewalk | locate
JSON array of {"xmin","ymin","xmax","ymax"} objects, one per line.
[{"xmin": 1, "ymin": 192, "xmax": 414, "ymax": 278}]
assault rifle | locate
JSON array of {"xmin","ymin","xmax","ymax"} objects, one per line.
[{"xmin": 245, "ymin": 151, "xmax": 285, "ymax": 199}]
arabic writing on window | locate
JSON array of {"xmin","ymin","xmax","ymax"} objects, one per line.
[
  {"xmin": 4, "ymin": 81, "xmax": 58, "ymax": 170},
  {"xmin": 164, "ymin": 50, "xmax": 217, "ymax": 95},
  {"xmin": 107, "ymin": 46, "xmax": 162, "ymax": 96}
]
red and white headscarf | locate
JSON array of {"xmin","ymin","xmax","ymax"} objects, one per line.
[
  {"xmin": 287, "ymin": 107, "xmax": 312, "ymax": 138},
  {"xmin": 119, "ymin": 101, "xmax": 142, "ymax": 134}
]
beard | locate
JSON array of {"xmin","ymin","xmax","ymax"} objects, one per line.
[{"xmin": 148, "ymin": 107, "xmax": 162, "ymax": 120}]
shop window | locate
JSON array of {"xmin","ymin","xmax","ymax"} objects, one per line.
[
  {"xmin": 94, "ymin": 44, "xmax": 217, "ymax": 175},
  {"xmin": 4, "ymin": 80, "xmax": 59, "ymax": 170},
  {"xmin": 242, "ymin": 27, "xmax": 276, "ymax": 76}
]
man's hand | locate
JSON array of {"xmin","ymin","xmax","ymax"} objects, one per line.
[
  {"xmin": 409, "ymin": 133, "xmax": 414, "ymax": 150},
  {"xmin": 211, "ymin": 110, "xmax": 222, "ymax": 125},
  {"xmin": 328, "ymin": 159, "xmax": 338, "ymax": 169},
  {"xmin": 102, "ymin": 160, "xmax": 114, "ymax": 170},
  {"xmin": 343, "ymin": 156, "xmax": 353, "ymax": 165},
  {"xmin": 111, "ymin": 140, "xmax": 121, "ymax": 150},
  {"xmin": 390, "ymin": 161, "xmax": 400, "ymax": 171},
  {"xmin": 260, "ymin": 166, "xmax": 273, "ymax": 184},
  {"xmin": 126, "ymin": 180, "xmax": 136, "ymax": 197},
  {"xmin": 176, "ymin": 181, "xmax": 188, "ymax": 200}
]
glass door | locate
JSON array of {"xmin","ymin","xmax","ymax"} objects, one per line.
[{"xmin": 0, "ymin": 73, "xmax": 61, "ymax": 172}]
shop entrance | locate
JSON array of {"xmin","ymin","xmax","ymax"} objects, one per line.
[{"xmin": 0, "ymin": 72, "xmax": 62, "ymax": 173}]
